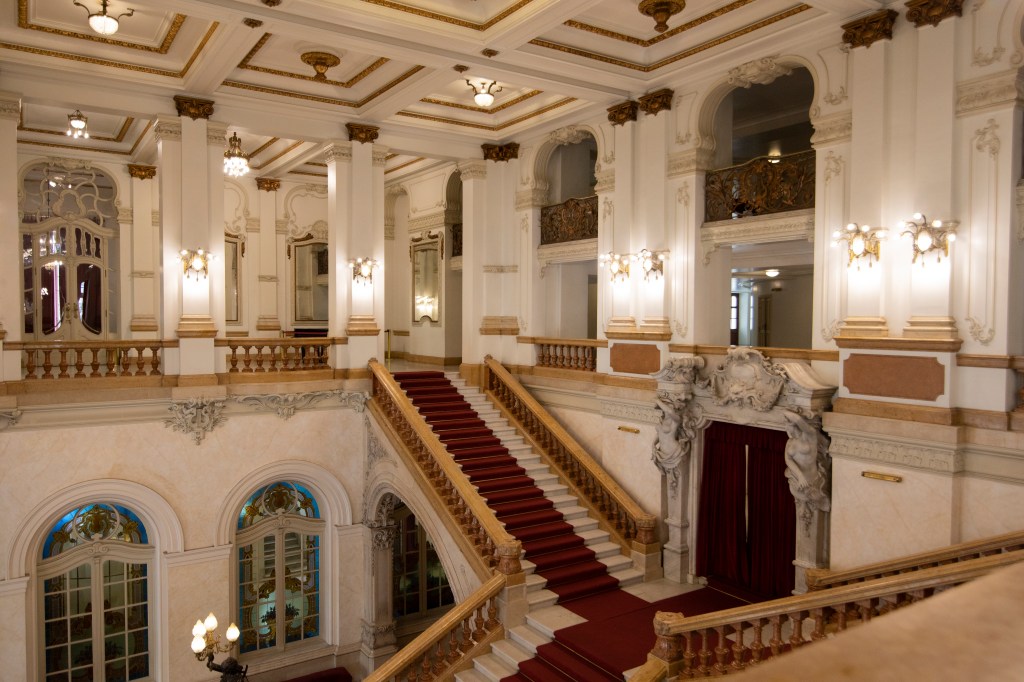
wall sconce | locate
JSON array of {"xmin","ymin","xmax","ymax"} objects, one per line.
[
  {"xmin": 190, "ymin": 612, "xmax": 247, "ymax": 682},
  {"xmin": 223, "ymin": 133, "xmax": 250, "ymax": 177},
  {"xmin": 66, "ymin": 110, "xmax": 89, "ymax": 139},
  {"xmin": 178, "ymin": 248, "xmax": 214, "ymax": 279},
  {"xmin": 634, "ymin": 248, "xmax": 666, "ymax": 281},
  {"xmin": 73, "ymin": 0, "xmax": 134, "ymax": 36},
  {"xmin": 599, "ymin": 252, "xmax": 631, "ymax": 283},
  {"xmin": 348, "ymin": 257, "xmax": 379, "ymax": 285},
  {"xmin": 899, "ymin": 213, "xmax": 956, "ymax": 265},
  {"xmin": 831, "ymin": 222, "xmax": 887, "ymax": 269}
]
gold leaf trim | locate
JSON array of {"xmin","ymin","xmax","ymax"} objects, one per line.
[
  {"xmin": 252, "ymin": 141, "xmax": 305, "ymax": 170},
  {"xmin": 128, "ymin": 120, "xmax": 153, "ymax": 156},
  {"xmin": 19, "ymin": 116, "xmax": 134, "ymax": 142},
  {"xmin": 531, "ymin": 5, "xmax": 811, "ymax": 73},
  {"xmin": 397, "ymin": 97, "xmax": 576, "ymax": 131},
  {"xmin": 19, "ymin": 1, "xmax": 186, "ymax": 54},
  {"xmin": 18, "ymin": 139, "xmax": 130, "ymax": 155},
  {"xmin": 359, "ymin": 0, "xmax": 534, "ymax": 31},
  {"xmin": 384, "ymin": 157, "xmax": 425, "ymax": 174},
  {"xmin": 564, "ymin": 0, "xmax": 757, "ymax": 48},
  {"xmin": 248, "ymin": 137, "xmax": 279, "ymax": 159},
  {"xmin": 419, "ymin": 90, "xmax": 542, "ymax": 113},
  {"xmin": 239, "ymin": 36, "xmax": 390, "ymax": 88},
  {"xmin": 291, "ymin": 170, "xmax": 327, "ymax": 178},
  {"xmin": 222, "ymin": 65, "xmax": 423, "ymax": 108}
]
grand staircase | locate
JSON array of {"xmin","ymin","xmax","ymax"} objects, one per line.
[{"xmin": 392, "ymin": 370, "xmax": 642, "ymax": 681}]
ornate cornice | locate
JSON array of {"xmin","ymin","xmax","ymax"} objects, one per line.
[
  {"xmin": 373, "ymin": 149, "xmax": 389, "ymax": 167},
  {"xmin": 458, "ymin": 159, "xmax": 488, "ymax": 180},
  {"xmin": 639, "ymin": 88, "xmax": 674, "ymax": 116},
  {"xmin": 153, "ymin": 120, "xmax": 181, "ymax": 142},
  {"xmin": 234, "ymin": 390, "xmax": 366, "ymax": 419},
  {"xmin": 173, "ymin": 95, "xmax": 215, "ymax": 120},
  {"xmin": 0, "ymin": 94, "xmax": 20, "ymax": 121},
  {"xmin": 701, "ymin": 208, "xmax": 815, "ymax": 263},
  {"xmin": 127, "ymin": 164, "xmax": 157, "ymax": 180},
  {"xmin": 206, "ymin": 122, "xmax": 227, "ymax": 145},
  {"xmin": 667, "ymin": 148, "xmax": 715, "ymax": 177},
  {"xmin": 905, "ymin": 0, "xmax": 962, "ymax": 27},
  {"xmin": 607, "ymin": 100, "xmax": 639, "ymax": 126},
  {"xmin": 256, "ymin": 177, "xmax": 281, "ymax": 192},
  {"xmin": 515, "ymin": 187, "xmax": 549, "ymax": 210},
  {"xmin": 549, "ymin": 125, "xmax": 589, "ymax": 145},
  {"xmin": 841, "ymin": 9, "xmax": 898, "ymax": 49},
  {"xmin": 164, "ymin": 399, "xmax": 225, "ymax": 445},
  {"xmin": 346, "ymin": 122, "xmax": 380, "ymax": 144},
  {"xmin": 323, "ymin": 142, "xmax": 353, "ymax": 164},
  {"xmin": 0, "ymin": 409, "xmax": 22, "ymax": 431},
  {"xmin": 408, "ymin": 212, "xmax": 446, "ymax": 233},
  {"xmin": 482, "ymin": 143, "xmax": 519, "ymax": 161},
  {"xmin": 727, "ymin": 56, "xmax": 792, "ymax": 88},
  {"xmin": 956, "ymin": 70, "xmax": 1024, "ymax": 117},
  {"xmin": 537, "ymin": 238, "xmax": 598, "ymax": 274},
  {"xmin": 829, "ymin": 433, "xmax": 963, "ymax": 473},
  {"xmin": 810, "ymin": 111, "xmax": 853, "ymax": 146}
]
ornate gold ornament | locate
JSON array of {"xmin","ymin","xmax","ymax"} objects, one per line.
[
  {"xmin": 607, "ymin": 100, "xmax": 639, "ymax": 126},
  {"xmin": 704, "ymin": 150, "xmax": 815, "ymax": 221},
  {"xmin": 831, "ymin": 223, "xmax": 887, "ymax": 269},
  {"xmin": 243, "ymin": 18, "xmax": 263, "ymax": 28},
  {"xmin": 905, "ymin": 0, "xmax": 963, "ymax": 27},
  {"xmin": 638, "ymin": 88, "xmax": 674, "ymax": 116},
  {"xmin": 255, "ymin": 177, "xmax": 281, "ymax": 192},
  {"xmin": 899, "ymin": 213, "xmax": 957, "ymax": 264},
  {"xmin": 73, "ymin": 0, "xmax": 134, "ymax": 36},
  {"xmin": 300, "ymin": 51, "xmax": 341, "ymax": 81},
  {"xmin": 841, "ymin": 9, "xmax": 898, "ymax": 48},
  {"xmin": 638, "ymin": 0, "xmax": 685, "ymax": 33},
  {"xmin": 481, "ymin": 48, "xmax": 499, "ymax": 57},
  {"xmin": 540, "ymin": 195, "xmax": 597, "ymax": 245},
  {"xmin": 173, "ymin": 95, "xmax": 215, "ymax": 120},
  {"xmin": 127, "ymin": 163, "xmax": 156, "ymax": 180},
  {"xmin": 481, "ymin": 142, "xmax": 519, "ymax": 161},
  {"xmin": 346, "ymin": 122, "xmax": 380, "ymax": 143}
]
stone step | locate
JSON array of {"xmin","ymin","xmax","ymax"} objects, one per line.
[
  {"xmin": 453, "ymin": 668, "xmax": 490, "ymax": 682},
  {"xmin": 472, "ymin": 653, "xmax": 517, "ymax": 682},
  {"xmin": 490, "ymin": 638, "xmax": 534, "ymax": 670},
  {"xmin": 508, "ymin": 623, "xmax": 550, "ymax": 656},
  {"xmin": 526, "ymin": 587, "xmax": 559, "ymax": 610},
  {"xmin": 525, "ymin": 605, "xmax": 584, "ymax": 639},
  {"xmin": 609, "ymin": 566, "xmax": 645, "ymax": 589}
]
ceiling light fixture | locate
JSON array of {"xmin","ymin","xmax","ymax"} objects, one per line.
[
  {"xmin": 66, "ymin": 110, "xmax": 90, "ymax": 139},
  {"xmin": 468, "ymin": 80, "xmax": 501, "ymax": 107},
  {"xmin": 300, "ymin": 51, "xmax": 341, "ymax": 81},
  {"xmin": 638, "ymin": 0, "xmax": 685, "ymax": 33},
  {"xmin": 764, "ymin": 268, "xmax": 780, "ymax": 278},
  {"xmin": 73, "ymin": 0, "xmax": 134, "ymax": 36},
  {"xmin": 223, "ymin": 133, "xmax": 250, "ymax": 177}
]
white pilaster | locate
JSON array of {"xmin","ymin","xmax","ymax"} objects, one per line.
[{"xmin": 0, "ymin": 92, "xmax": 20, "ymax": 381}]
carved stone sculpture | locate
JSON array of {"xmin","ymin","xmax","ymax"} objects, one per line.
[
  {"xmin": 782, "ymin": 410, "xmax": 831, "ymax": 534},
  {"xmin": 164, "ymin": 398, "xmax": 225, "ymax": 445},
  {"xmin": 702, "ymin": 347, "xmax": 787, "ymax": 411}
]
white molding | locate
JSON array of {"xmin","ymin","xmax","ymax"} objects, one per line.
[
  {"xmin": 956, "ymin": 69, "xmax": 1024, "ymax": 117},
  {"xmin": 828, "ymin": 433, "xmax": 964, "ymax": 474},
  {"xmin": 537, "ymin": 238, "xmax": 598, "ymax": 274},
  {"xmin": 163, "ymin": 544, "xmax": 233, "ymax": 567},
  {"xmin": 0, "ymin": 576, "xmax": 29, "ymax": 597},
  {"xmin": 701, "ymin": 209, "xmax": 815, "ymax": 264},
  {"xmin": 810, "ymin": 111, "xmax": 853, "ymax": 146}
]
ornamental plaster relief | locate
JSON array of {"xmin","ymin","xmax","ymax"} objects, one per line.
[
  {"xmin": 537, "ymin": 238, "xmax": 597, "ymax": 276},
  {"xmin": 234, "ymin": 390, "xmax": 366, "ymax": 419},
  {"xmin": 809, "ymin": 111, "xmax": 853, "ymax": 146},
  {"xmin": 701, "ymin": 209, "xmax": 814, "ymax": 264},
  {"xmin": 727, "ymin": 55, "xmax": 792, "ymax": 88},
  {"xmin": 964, "ymin": 118, "xmax": 1000, "ymax": 345},
  {"xmin": 955, "ymin": 69, "xmax": 1024, "ymax": 116},
  {"xmin": 282, "ymin": 184, "xmax": 328, "ymax": 240},
  {"xmin": 224, "ymin": 179, "xmax": 250, "ymax": 237},
  {"xmin": 600, "ymin": 400, "xmax": 662, "ymax": 424},
  {"xmin": 164, "ymin": 398, "xmax": 226, "ymax": 445},
  {"xmin": 828, "ymin": 433, "xmax": 964, "ymax": 473}
]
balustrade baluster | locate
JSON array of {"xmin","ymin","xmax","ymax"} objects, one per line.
[
  {"xmin": 228, "ymin": 345, "xmax": 239, "ymax": 373},
  {"xmin": 26, "ymin": 349, "xmax": 38, "ymax": 379},
  {"xmin": 89, "ymin": 348, "xmax": 101, "ymax": 376},
  {"xmin": 472, "ymin": 605, "xmax": 485, "ymax": 641},
  {"xmin": 769, "ymin": 615, "xmax": 783, "ymax": 656},
  {"xmin": 811, "ymin": 608, "xmax": 827, "ymax": 641},
  {"xmin": 446, "ymin": 629, "xmax": 461, "ymax": 664},
  {"xmin": 420, "ymin": 654, "xmax": 432, "ymax": 681},
  {"xmin": 697, "ymin": 629, "xmax": 712, "ymax": 675},
  {"xmin": 485, "ymin": 596, "xmax": 498, "ymax": 629},
  {"xmin": 41, "ymin": 349, "xmax": 54, "ymax": 378},
  {"xmin": 788, "ymin": 612, "xmax": 805, "ymax": 649},
  {"xmin": 404, "ymin": 665, "xmax": 416, "ymax": 682},
  {"xmin": 713, "ymin": 625, "xmax": 729, "ymax": 674},
  {"xmin": 57, "ymin": 349, "xmax": 70, "ymax": 378},
  {"xmin": 73, "ymin": 349, "xmax": 85, "ymax": 378},
  {"xmin": 242, "ymin": 345, "xmax": 253, "ymax": 372},
  {"xmin": 460, "ymin": 617, "xmax": 473, "ymax": 653},
  {"xmin": 105, "ymin": 347, "xmax": 116, "ymax": 376},
  {"xmin": 749, "ymin": 619, "xmax": 765, "ymax": 664},
  {"xmin": 431, "ymin": 642, "xmax": 445, "ymax": 675},
  {"xmin": 730, "ymin": 622, "xmax": 746, "ymax": 671},
  {"xmin": 120, "ymin": 348, "xmax": 131, "ymax": 376}
]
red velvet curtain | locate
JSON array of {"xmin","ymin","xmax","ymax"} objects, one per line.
[{"xmin": 695, "ymin": 421, "xmax": 795, "ymax": 600}]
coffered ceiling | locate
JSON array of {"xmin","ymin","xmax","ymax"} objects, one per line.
[{"xmin": 1, "ymin": 0, "xmax": 881, "ymax": 179}]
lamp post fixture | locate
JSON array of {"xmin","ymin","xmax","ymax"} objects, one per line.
[{"xmin": 190, "ymin": 612, "xmax": 248, "ymax": 682}]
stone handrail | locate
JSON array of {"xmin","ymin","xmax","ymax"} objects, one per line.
[
  {"xmin": 215, "ymin": 337, "xmax": 335, "ymax": 372},
  {"xmin": 7, "ymin": 339, "xmax": 175, "ymax": 379},
  {"xmin": 806, "ymin": 529, "xmax": 1024, "ymax": 590},
  {"xmin": 646, "ymin": 550, "xmax": 1024, "ymax": 678},
  {"xmin": 368, "ymin": 360, "xmax": 521, "ymax": 578},
  {"xmin": 516, "ymin": 336, "xmax": 607, "ymax": 372},
  {"xmin": 365, "ymin": 573, "xmax": 507, "ymax": 682},
  {"xmin": 482, "ymin": 355, "xmax": 658, "ymax": 553}
]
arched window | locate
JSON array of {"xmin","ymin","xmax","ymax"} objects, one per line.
[
  {"xmin": 39, "ymin": 503, "xmax": 152, "ymax": 681},
  {"xmin": 235, "ymin": 482, "xmax": 323, "ymax": 655}
]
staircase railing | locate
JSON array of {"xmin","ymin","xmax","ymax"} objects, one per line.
[
  {"xmin": 9, "ymin": 340, "xmax": 172, "ymax": 379},
  {"xmin": 518, "ymin": 336, "xmax": 606, "ymax": 372},
  {"xmin": 215, "ymin": 337, "xmax": 334, "ymax": 372},
  {"xmin": 368, "ymin": 360, "xmax": 521, "ymax": 578},
  {"xmin": 641, "ymin": 550, "xmax": 1024, "ymax": 678},
  {"xmin": 365, "ymin": 573, "xmax": 508, "ymax": 682},
  {"xmin": 482, "ymin": 355, "xmax": 658, "ymax": 555},
  {"xmin": 806, "ymin": 528, "xmax": 1024, "ymax": 590}
]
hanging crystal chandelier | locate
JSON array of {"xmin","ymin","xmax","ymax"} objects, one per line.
[
  {"xmin": 223, "ymin": 133, "xmax": 250, "ymax": 177},
  {"xmin": 66, "ymin": 110, "xmax": 90, "ymax": 139}
]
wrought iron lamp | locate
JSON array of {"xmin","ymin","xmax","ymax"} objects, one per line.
[
  {"xmin": 66, "ymin": 111, "xmax": 90, "ymax": 139},
  {"xmin": 599, "ymin": 252, "xmax": 631, "ymax": 283},
  {"xmin": 634, "ymin": 248, "xmax": 666, "ymax": 281},
  {"xmin": 348, "ymin": 257, "xmax": 379, "ymax": 285},
  {"xmin": 190, "ymin": 612, "xmax": 248, "ymax": 682},
  {"xmin": 179, "ymin": 248, "xmax": 214, "ymax": 279},
  {"xmin": 223, "ymin": 133, "xmax": 250, "ymax": 177},
  {"xmin": 73, "ymin": 0, "xmax": 134, "ymax": 36},
  {"xmin": 831, "ymin": 222, "xmax": 887, "ymax": 269},
  {"xmin": 899, "ymin": 213, "xmax": 956, "ymax": 265}
]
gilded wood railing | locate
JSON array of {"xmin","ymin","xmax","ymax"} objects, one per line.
[
  {"xmin": 215, "ymin": 338, "xmax": 333, "ymax": 372},
  {"xmin": 540, "ymin": 195, "xmax": 598, "ymax": 245},
  {"xmin": 645, "ymin": 551, "xmax": 1024, "ymax": 678},
  {"xmin": 9, "ymin": 340, "xmax": 172, "ymax": 379},
  {"xmin": 704, "ymin": 150, "xmax": 815, "ymax": 222},
  {"xmin": 482, "ymin": 356, "xmax": 658, "ymax": 553},
  {"xmin": 368, "ymin": 360, "xmax": 521, "ymax": 576},
  {"xmin": 518, "ymin": 336, "xmax": 606, "ymax": 372},
  {"xmin": 365, "ymin": 573, "xmax": 507, "ymax": 682},
  {"xmin": 806, "ymin": 529, "xmax": 1024, "ymax": 590}
]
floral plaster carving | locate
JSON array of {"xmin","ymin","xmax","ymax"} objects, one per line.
[
  {"xmin": 549, "ymin": 125, "xmax": 588, "ymax": 145},
  {"xmin": 361, "ymin": 620, "xmax": 397, "ymax": 649},
  {"xmin": 727, "ymin": 56, "xmax": 792, "ymax": 88},
  {"xmin": 0, "ymin": 409, "xmax": 22, "ymax": 431},
  {"xmin": 783, "ymin": 411, "xmax": 831, "ymax": 534},
  {"xmin": 699, "ymin": 347, "xmax": 787, "ymax": 411},
  {"xmin": 234, "ymin": 390, "xmax": 366, "ymax": 420},
  {"xmin": 164, "ymin": 399, "xmax": 226, "ymax": 445}
]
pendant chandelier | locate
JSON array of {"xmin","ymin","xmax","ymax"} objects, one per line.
[{"xmin": 223, "ymin": 133, "xmax": 250, "ymax": 177}]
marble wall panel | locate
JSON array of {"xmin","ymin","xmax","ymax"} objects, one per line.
[{"xmin": 959, "ymin": 476, "xmax": 1024, "ymax": 541}]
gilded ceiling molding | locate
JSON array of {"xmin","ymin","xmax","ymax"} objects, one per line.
[
  {"xmin": 727, "ymin": 57, "xmax": 791, "ymax": 88},
  {"xmin": 223, "ymin": 65, "xmax": 423, "ymax": 109},
  {"xmin": 243, "ymin": 18, "xmax": 263, "ymax": 29},
  {"xmin": 18, "ymin": 1, "xmax": 186, "ymax": 54},
  {"xmin": 564, "ymin": 0, "xmax": 755, "ymax": 48},
  {"xmin": 128, "ymin": 164, "xmax": 157, "ymax": 180},
  {"xmin": 20, "ymin": 117, "xmax": 134, "ymax": 144},
  {"xmin": 396, "ymin": 97, "xmax": 576, "ymax": 132},
  {"xmin": 956, "ymin": 70, "xmax": 1024, "ymax": 116},
  {"xmin": 905, "ymin": 0, "xmax": 962, "ymax": 27},
  {"xmin": 482, "ymin": 143, "xmax": 519, "ymax": 162},
  {"xmin": 239, "ymin": 33, "xmax": 389, "ymax": 88},
  {"xmin": 154, "ymin": 120, "xmax": 182, "ymax": 141},
  {"xmin": 251, "ymin": 141, "xmax": 304, "ymax": 171},
  {"xmin": 358, "ymin": 0, "xmax": 535, "ymax": 32},
  {"xmin": 347, "ymin": 123, "xmax": 380, "ymax": 144},
  {"xmin": 420, "ymin": 89, "xmax": 542, "ymax": 114},
  {"xmin": 174, "ymin": 95, "xmax": 215, "ymax": 120},
  {"xmin": 639, "ymin": 88, "xmax": 674, "ymax": 116},
  {"xmin": 841, "ymin": 9, "xmax": 898, "ymax": 49},
  {"xmin": 384, "ymin": 157, "xmax": 425, "ymax": 175},
  {"xmin": 256, "ymin": 177, "xmax": 281, "ymax": 192},
  {"xmin": 607, "ymin": 101, "xmax": 639, "ymax": 126}
]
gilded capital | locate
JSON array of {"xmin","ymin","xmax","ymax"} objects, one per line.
[
  {"xmin": 127, "ymin": 164, "xmax": 157, "ymax": 180},
  {"xmin": 256, "ymin": 177, "xmax": 281, "ymax": 192},
  {"xmin": 841, "ymin": 9, "xmax": 898, "ymax": 48},
  {"xmin": 243, "ymin": 18, "xmax": 263, "ymax": 28},
  {"xmin": 607, "ymin": 100, "xmax": 639, "ymax": 126},
  {"xmin": 346, "ymin": 122, "xmax": 380, "ymax": 144},
  {"xmin": 905, "ymin": 0, "xmax": 963, "ymax": 27},
  {"xmin": 173, "ymin": 95, "xmax": 215, "ymax": 120},
  {"xmin": 481, "ymin": 142, "xmax": 519, "ymax": 162},
  {"xmin": 639, "ymin": 88, "xmax": 674, "ymax": 116}
]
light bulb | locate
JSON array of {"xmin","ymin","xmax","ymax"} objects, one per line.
[
  {"xmin": 946, "ymin": 232, "xmax": 956, "ymax": 243},
  {"xmin": 851, "ymin": 235, "xmax": 866, "ymax": 256},
  {"xmin": 191, "ymin": 634, "xmax": 207, "ymax": 654},
  {"xmin": 474, "ymin": 91, "xmax": 494, "ymax": 107},
  {"xmin": 204, "ymin": 612, "xmax": 218, "ymax": 632},
  {"xmin": 192, "ymin": 619, "xmax": 206, "ymax": 637},
  {"xmin": 89, "ymin": 14, "xmax": 119, "ymax": 35},
  {"xmin": 765, "ymin": 268, "xmax": 780, "ymax": 278},
  {"xmin": 226, "ymin": 622, "xmax": 240, "ymax": 642}
]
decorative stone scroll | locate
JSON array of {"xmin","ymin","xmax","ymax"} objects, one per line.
[
  {"xmin": 727, "ymin": 56, "xmax": 792, "ymax": 88},
  {"xmin": 700, "ymin": 347, "xmax": 788, "ymax": 411},
  {"xmin": 173, "ymin": 95, "xmax": 214, "ymax": 120},
  {"xmin": 234, "ymin": 390, "xmax": 366, "ymax": 420},
  {"xmin": 0, "ymin": 409, "xmax": 22, "ymax": 431},
  {"xmin": 841, "ymin": 9, "xmax": 898, "ymax": 48},
  {"xmin": 482, "ymin": 143, "xmax": 519, "ymax": 161},
  {"xmin": 163, "ymin": 398, "xmax": 226, "ymax": 445}
]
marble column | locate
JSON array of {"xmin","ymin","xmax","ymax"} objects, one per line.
[
  {"xmin": 0, "ymin": 92, "xmax": 20, "ymax": 381},
  {"xmin": 459, "ymin": 159, "xmax": 487, "ymax": 366}
]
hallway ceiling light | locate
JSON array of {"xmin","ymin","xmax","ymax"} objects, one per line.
[
  {"xmin": 223, "ymin": 133, "xmax": 250, "ymax": 177},
  {"xmin": 74, "ymin": 0, "xmax": 134, "ymax": 36},
  {"xmin": 764, "ymin": 268, "xmax": 780, "ymax": 278},
  {"xmin": 599, "ymin": 252, "xmax": 631, "ymax": 283},
  {"xmin": 899, "ymin": 213, "xmax": 956, "ymax": 265},
  {"xmin": 455, "ymin": 66, "xmax": 501, "ymax": 107},
  {"xmin": 638, "ymin": 0, "xmax": 685, "ymax": 33},
  {"xmin": 66, "ymin": 110, "xmax": 89, "ymax": 139},
  {"xmin": 831, "ymin": 222, "xmax": 887, "ymax": 270}
]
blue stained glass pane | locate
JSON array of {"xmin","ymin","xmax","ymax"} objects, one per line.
[
  {"xmin": 237, "ymin": 481, "xmax": 320, "ymax": 529},
  {"xmin": 43, "ymin": 505, "xmax": 148, "ymax": 559}
]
